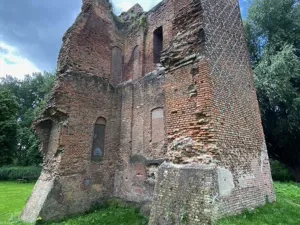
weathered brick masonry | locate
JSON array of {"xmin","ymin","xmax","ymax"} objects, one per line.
[{"xmin": 21, "ymin": 0, "xmax": 275, "ymax": 224}]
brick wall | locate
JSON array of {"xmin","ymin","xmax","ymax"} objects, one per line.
[
  {"xmin": 115, "ymin": 70, "xmax": 166, "ymax": 203},
  {"xmin": 201, "ymin": 0, "xmax": 275, "ymax": 215},
  {"xmin": 21, "ymin": 0, "xmax": 275, "ymax": 224},
  {"xmin": 144, "ymin": 0, "xmax": 174, "ymax": 74},
  {"xmin": 22, "ymin": 72, "xmax": 122, "ymax": 222},
  {"xmin": 57, "ymin": 0, "xmax": 124, "ymax": 81},
  {"xmin": 150, "ymin": 0, "xmax": 275, "ymax": 223}
]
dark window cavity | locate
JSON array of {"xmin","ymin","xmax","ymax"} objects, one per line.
[{"xmin": 153, "ymin": 26, "xmax": 163, "ymax": 64}]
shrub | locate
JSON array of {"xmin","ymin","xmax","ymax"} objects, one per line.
[
  {"xmin": 270, "ymin": 160, "xmax": 294, "ymax": 182},
  {"xmin": 0, "ymin": 165, "xmax": 41, "ymax": 181}
]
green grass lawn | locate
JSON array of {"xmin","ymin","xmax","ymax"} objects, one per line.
[
  {"xmin": 0, "ymin": 181, "xmax": 299, "ymax": 225},
  {"xmin": 216, "ymin": 182, "xmax": 300, "ymax": 225},
  {"xmin": 40, "ymin": 207, "xmax": 148, "ymax": 225},
  {"xmin": 0, "ymin": 182, "xmax": 34, "ymax": 225},
  {"xmin": 0, "ymin": 182, "xmax": 147, "ymax": 225}
]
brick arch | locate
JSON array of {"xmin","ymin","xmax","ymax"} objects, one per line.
[{"xmin": 95, "ymin": 117, "xmax": 106, "ymax": 125}]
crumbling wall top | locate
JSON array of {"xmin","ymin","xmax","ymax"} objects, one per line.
[
  {"xmin": 119, "ymin": 3, "xmax": 144, "ymax": 22},
  {"xmin": 146, "ymin": 0, "xmax": 166, "ymax": 14},
  {"xmin": 82, "ymin": 0, "xmax": 112, "ymax": 7}
]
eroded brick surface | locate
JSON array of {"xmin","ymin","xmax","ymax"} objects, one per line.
[{"xmin": 21, "ymin": 0, "xmax": 275, "ymax": 224}]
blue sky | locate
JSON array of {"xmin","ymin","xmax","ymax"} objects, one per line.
[{"xmin": 0, "ymin": 0, "xmax": 249, "ymax": 79}]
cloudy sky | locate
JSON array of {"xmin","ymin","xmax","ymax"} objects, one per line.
[{"xmin": 0, "ymin": 0, "xmax": 249, "ymax": 79}]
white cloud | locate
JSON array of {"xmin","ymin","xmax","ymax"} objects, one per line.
[
  {"xmin": 114, "ymin": 1, "xmax": 134, "ymax": 12},
  {"xmin": 0, "ymin": 42, "xmax": 40, "ymax": 79}
]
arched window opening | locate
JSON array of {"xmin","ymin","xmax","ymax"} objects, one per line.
[
  {"xmin": 153, "ymin": 26, "xmax": 163, "ymax": 64},
  {"xmin": 133, "ymin": 45, "xmax": 140, "ymax": 80},
  {"xmin": 91, "ymin": 117, "xmax": 106, "ymax": 161},
  {"xmin": 111, "ymin": 46, "xmax": 123, "ymax": 85},
  {"xmin": 151, "ymin": 108, "xmax": 164, "ymax": 143}
]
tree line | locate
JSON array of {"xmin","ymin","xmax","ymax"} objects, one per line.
[
  {"xmin": 245, "ymin": 0, "xmax": 300, "ymax": 181},
  {"xmin": 0, "ymin": 0, "xmax": 299, "ymax": 181},
  {"xmin": 0, "ymin": 72, "xmax": 55, "ymax": 167}
]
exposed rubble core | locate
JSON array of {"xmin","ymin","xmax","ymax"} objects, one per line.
[{"xmin": 21, "ymin": 0, "xmax": 275, "ymax": 224}]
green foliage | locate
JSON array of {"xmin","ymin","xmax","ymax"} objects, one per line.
[
  {"xmin": 0, "ymin": 166, "xmax": 41, "ymax": 181},
  {"xmin": 271, "ymin": 160, "xmax": 294, "ymax": 182},
  {"xmin": 0, "ymin": 72, "xmax": 55, "ymax": 166},
  {"xmin": 216, "ymin": 182, "xmax": 300, "ymax": 225},
  {"xmin": 245, "ymin": 0, "xmax": 300, "ymax": 181},
  {"xmin": 243, "ymin": 19, "xmax": 263, "ymax": 65},
  {"xmin": 138, "ymin": 15, "xmax": 147, "ymax": 29},
  {"xmin": 0, "ymin": 90, "xmax": 19, "ymax": 166},
  {"xmin": 245, "ymin": 0, "xmax": 300, "ymax": 63},
  {"xmin": 254, "ymin": 45, "xmax": 300, "ymax": 108}
]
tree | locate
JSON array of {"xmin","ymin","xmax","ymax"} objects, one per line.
[
  {"xmin": 245, "ymin": 0, "xmax": 300, "ymax": 181},
  {"xmin": 245, "ymin": 0, "xmax": 300, "ymax": 61},
  {"xmin": 0, "ymin": 72, "xmax": 55, "ymax": 166},
  {"xmin": 254, "ymin": 45, "xmax": 300, "ymax": 181},
  {"xmin": 0, "ymin": 90, "xmax": 19, "ymax": 166}
]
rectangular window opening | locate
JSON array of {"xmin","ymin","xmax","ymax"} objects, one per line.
[{"xmin": 153, "ymin": 26, "xmax": 163, "ymax": 64}]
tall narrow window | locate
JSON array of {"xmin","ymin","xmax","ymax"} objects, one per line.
[
  {"xmin": 133, "ymin": 45, "xmax": 140, "ymax": 80},
  {"xmin": 151, "ymin": 108, "xmax": 165, "ymax": 143},
  {"xmin": 153, "ymin": 26, "xmax": 163, "ymax": 63},
  {"xmin": 92, "ymin": 117, "xmax": 106, "ymax": 161},
  {"xmin": 111, "ymin": 47, "xmax": 123, "ymax": 85}
]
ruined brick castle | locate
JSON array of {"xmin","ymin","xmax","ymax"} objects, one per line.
[{"xmin": 21, "ymin": 0, "xmax": 275, "ymax": 224}]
